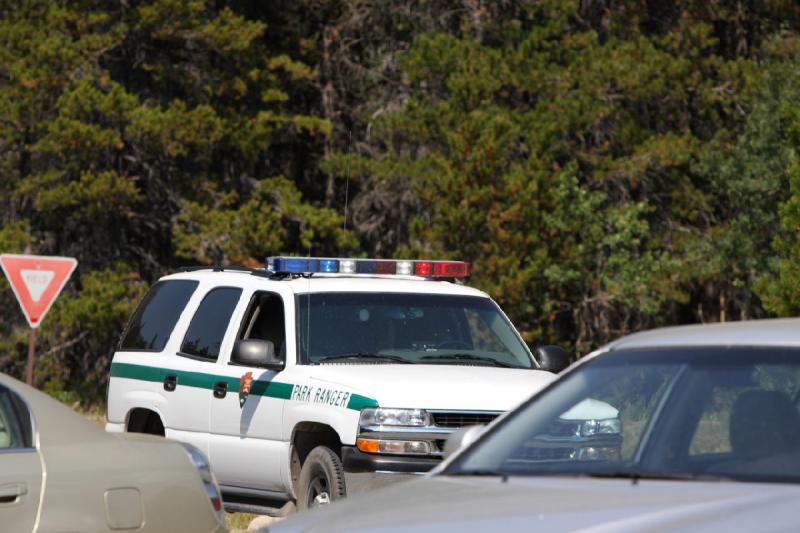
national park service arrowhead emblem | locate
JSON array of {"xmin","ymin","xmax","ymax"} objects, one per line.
[{"xmin": 239, "ymin": 371, "xmax": 254, "ymax": 408}]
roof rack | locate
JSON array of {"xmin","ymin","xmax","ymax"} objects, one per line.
[{"xmin": 176, "ymin": 265, "xmax": 273, "ymax": 279}]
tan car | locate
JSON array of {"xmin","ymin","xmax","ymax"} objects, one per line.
[{"xmin": 0, "ymin": 372, "xmax": 227, "ymax": 532}]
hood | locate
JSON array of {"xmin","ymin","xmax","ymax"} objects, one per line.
[
  {"xmin": 309, "ymin": 364, "xmax": 555, "ymax": 411},
  {"xmin": 269, "ymin": 476, "xmax": 800, "ymax": 533}
]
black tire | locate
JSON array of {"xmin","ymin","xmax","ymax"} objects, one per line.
[{"xmin": 297, "ymin": 446, "xmax": 346, "ymax": 510}]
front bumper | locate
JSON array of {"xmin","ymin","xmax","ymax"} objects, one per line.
[{"xmin": 342, "ymin": 446, "xmax": 441, "ymax": 474}]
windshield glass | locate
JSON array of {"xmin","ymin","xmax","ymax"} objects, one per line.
[
  {"xmin": 296, "ymin": 292, "xmax": 532, "ymax": 368},
  {"xmin": 444, "ymin": 347, "xmax": 800, "ymax": 484}
]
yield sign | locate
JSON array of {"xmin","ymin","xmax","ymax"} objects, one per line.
[{"xmin": 0, "ymin": 254, "xmax": 78, "ymax": 329}]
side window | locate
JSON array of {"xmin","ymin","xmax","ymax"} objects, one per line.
[
  {"xmin": 689, "ymin": 386, "xmax": 738, "ymax": 456},
  {"xmin": 120, "ymin": 280, "xmax": 198, "ymax": 352},
  {"xmin": 690, "ymin": 364, "xmax": 800, "ymax": 457},
  {"xmin": 0, "ymin": 386, "xmax": 33, "ymax": 449},
  {"xmin": 238, "ymin": 292, "xmax": 286, "ymax": 357},
  {"xmin": 181, "ymin": 287, "xmax": 243, "ymax": 361},
  {"xmin": 689, "ymin": 387, "xmax": 741, "ymax": 455}
]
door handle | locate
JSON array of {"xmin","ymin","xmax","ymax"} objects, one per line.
[
  {"xmin": 163, "ymin": 374, "xmax": 177, "ymax": 392},
  {"xmin": 213, "ymin": 381, "xmax": 228, "ymax": 399},
  {"xmin": 0, "ymin": 483, "xmax": 27, "ymax": 504}
]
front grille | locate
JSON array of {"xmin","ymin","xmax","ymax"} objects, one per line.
[
  {"xmin": 431, "ymin": 411, "xmax": 500, "ymax": 428},
  {"xmin": 544, "ymin": 419, "xmax": 581, "ymax": 438}
]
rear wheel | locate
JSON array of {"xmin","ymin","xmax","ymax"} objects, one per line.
[{"xmin": 297, "ymin": 446, "xmax": 346, "ymax": 510}]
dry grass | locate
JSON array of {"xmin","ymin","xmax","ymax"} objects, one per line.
[
  {"xmin": 226, "ymin": 512, "xmax": 259, "ymax": 532},
  {"xmin": 78, "ymin": 404, "xmax": 106, "ymax": 426}
]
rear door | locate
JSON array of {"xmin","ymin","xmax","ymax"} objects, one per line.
[
  {"xmin": 0, "ymin": 385, "xmax": 42, "ymax": 532},
  {"xmin": 165, "ymin": 285, "xmax": 243, "ymax": 455}
]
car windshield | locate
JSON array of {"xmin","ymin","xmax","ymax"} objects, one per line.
[
  {"xmin": 444, "ymin": 347, "xmax": 800, "ymax": 484},
  {"xmin": 296, "ymin": 292, "xmax": 533, "ymax": 368}
]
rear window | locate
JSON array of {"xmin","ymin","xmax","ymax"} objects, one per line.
[
  {"xmin": 180, "ymin": 287, "xmax": 242, "ymax": 361},
  {"xmin": 120, "ymin": 280, "xmax": 198, "ymax": 352}
]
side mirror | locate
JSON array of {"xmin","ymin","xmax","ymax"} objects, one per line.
[
  {"xmin": 232, "ymin": 339, "xmax": 285, "ymax": 371},
  {"xmin": 442, "ymin": 425, "xmax": 485, "ymax": 459},
  {"xmin": 535, "ymin": 345, "xmax": 571, "ymax": 373}
]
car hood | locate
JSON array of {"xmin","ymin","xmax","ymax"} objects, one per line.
[
  {"xmin": 309, "ymin": 364, "xmax": 555, "ymax": 411},
  {"xmin": 268, "ymin": 476, "xmax": 800, "ymax": 533}
]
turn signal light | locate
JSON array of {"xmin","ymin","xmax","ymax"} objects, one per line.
[{"xmin": 356, "ymin": 438, "xmax": 431, "ymax": 455}]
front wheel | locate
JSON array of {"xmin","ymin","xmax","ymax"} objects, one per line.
[{"xmin": 297, "ymin": 446, "xmax": 346, "ymax": 510}]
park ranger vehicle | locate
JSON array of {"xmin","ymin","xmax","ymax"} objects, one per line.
[{"xmin": 105, "ymin": 257, "xmax": 577, "ymax": 513}]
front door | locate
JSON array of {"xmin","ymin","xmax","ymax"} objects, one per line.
[{"xmin": 209, "ymin": 291, "xmax": 289, "ymax": 492}]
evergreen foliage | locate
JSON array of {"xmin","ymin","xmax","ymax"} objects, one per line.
[{"xmin": 1, "ymin": 0, "xmax": 800, "ymax": 403}]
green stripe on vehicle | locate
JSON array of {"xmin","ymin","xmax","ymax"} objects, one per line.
[
  {"xmin": 111, "ymin": 362, "xmax": 166, "ymax": 383},
  {"xmin": 111, "ymin": 362, "xmax": 374, "ymax": 410},
  {"xmin": 347, "ymin": 393, "xmax": 379, "ymax": 410},
  {"xmin": 251, "ymin": 379, "xmax": 294, "ymax": 400}
]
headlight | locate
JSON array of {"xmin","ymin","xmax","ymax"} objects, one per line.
[
  {"xmin": 574, "ymin": 446, "xmax": 621, "ymax": 461},
  {"xmin": 580, "ymin": 418, "xmax": 622, "ymax": 437},
  {"xmin": 359, "ymin": 408, "xmax": 432, "ymax": 427},
  {"xmin": 180, "ymin": 443, "xmax": 226, "ymax": 528}
]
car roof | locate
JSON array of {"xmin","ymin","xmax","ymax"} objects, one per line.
[
  {"xmin": 605, "ymin": 317, "xmax": 800, "ymax": 350},
  {"xmin": 161, "ymin": 269, "xmax": 490, "ymax": 297},
  {"xmin": 0, "ymin": 371, "xmax": 107, "ymax": 445}
]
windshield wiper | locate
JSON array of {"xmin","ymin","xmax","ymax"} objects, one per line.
[
  {"xmin": 446, "ymin": 469, "xmax": 511, "ymax": 482},
  {"xmin": 449, "ymin": 469, "xmax": 728, "ymax": 485},
  {"xmin": 578, "ymin": 471, "xmax": 730, "ymax": 484},
  {"xmin": 420, "ymin": 353, "xmax": 516, "ymax": 368},
  {"xmin": 317, "ymin": 353, "xmax": 413, "ymax": 364},
  {"xmin": 447, "ymin": 469, "xmax": 509, "ymax": 477}
]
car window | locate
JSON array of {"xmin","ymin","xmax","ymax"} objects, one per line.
[
  {"xmin": 0, "ymin": 386, "xmax": 33, "ymax": 449},
  {"xmin": 120, "ymin": 280, "xmax": 198, "ymax": 352},
  {"xmin": 181, "ymin": 287, "xmax": 242, "ymax": 361},
  {"xmin": 690, "ymin": 364, "xmax": 800, "ymax": 456},
  {"xmin": 464, "ymin": 308, "xmax": 514, "ymax": 353},
  {"xmin": 297, "ymin": 293, "xmax": 532, "ymax": 368},
  {"xmin": 238, "ymin": 292, "xmax": 286, "ymax": 357},
  {"xmin": 689, "ymin": 386, "xmax": 735, "ymax": 455},
  {"xmin": 460, "ymin": 364, "xmax": 677, "ymax": 470},
  {"xmin": 445, "ymin": 348, "xmax": 800, "ymax": 484}
]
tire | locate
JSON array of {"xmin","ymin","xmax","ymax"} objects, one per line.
[{"xmin": 297, "ymin": 446, "xmax": 346, "ymax": 510}]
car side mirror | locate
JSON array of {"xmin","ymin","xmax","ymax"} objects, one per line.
[
  {"xmin": 535, "ymin": 345, "xmax": 570, "ymax": 373},
  {"xmin": 232, "ymin": 339, "xmax": 285, "ymax": 371},
  {"xmin": 442, "ymin": 425, "xmax": 485, "ymax": 459}
]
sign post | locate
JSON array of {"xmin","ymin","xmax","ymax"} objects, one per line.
[{"xmin": 0, "ymin": 254, "xmax": 78, "ymax": 385}]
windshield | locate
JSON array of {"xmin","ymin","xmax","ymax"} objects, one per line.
[
  {"xmin": 444, "ymin": 347, "xmax": 800, "ymax": 484},
  {"xmin": 296, "ymin": 292, "xmax": 533, "ymax": 368}
]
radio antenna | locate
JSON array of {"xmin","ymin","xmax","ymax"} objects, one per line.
[
  {"xmin": 342, "ymin": 129, "xmax": 352, "ymax": 231},
  {"xmin": 305, "ymin": 234, "xmax": 311, "ymax": 361}
]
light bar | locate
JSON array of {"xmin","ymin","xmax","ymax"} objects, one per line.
[{"xmin": 266, "ymin": 257, "xmax": 471, "ymax": 279}]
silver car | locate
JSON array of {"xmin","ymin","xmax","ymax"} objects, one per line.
[
  {"xmin": 0, "ymin": 372, "xmax": 227, "ymax": 532},
  {"xmin": 267, "ymin": 318, "xmax": 800, "ymax": 532}
]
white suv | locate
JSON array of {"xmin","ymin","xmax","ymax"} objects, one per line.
[{"xmin": 105, "ymin": 257, "xmax": 567, "ymax": 512}]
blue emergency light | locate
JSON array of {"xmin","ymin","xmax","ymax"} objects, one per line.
[{"xmin": 266, "ymin": 257, "xmax": 471, "ymax": 279}]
